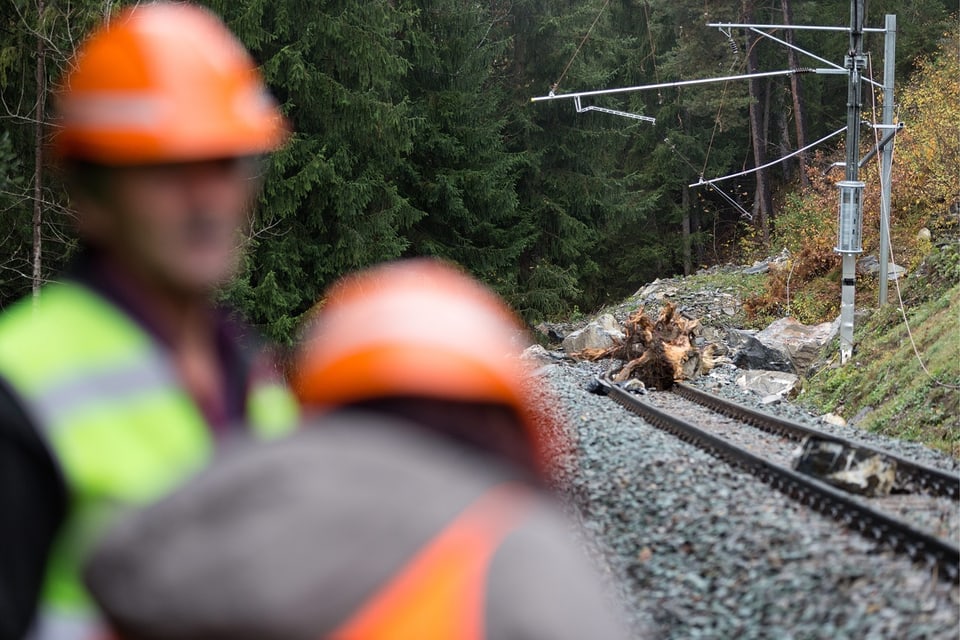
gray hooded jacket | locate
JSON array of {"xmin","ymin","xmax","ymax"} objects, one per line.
[{"xmin": 83, "ymin": 411, "xmax": 631, "ymax": 640}]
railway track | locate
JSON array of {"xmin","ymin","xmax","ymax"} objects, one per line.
[
  {"xmin": 672, "ymin": 382, "xmax": 959, "ymax": 499},
  {"xmin": 593, "ymin": 376, "xmax": 960, "ymax": 583}
]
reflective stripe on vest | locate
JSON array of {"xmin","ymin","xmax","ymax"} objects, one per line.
[
  {"xmin": 0, "ymin": 282, "xmax": 298, "ymax": 618},
  {"xmin": 330, "ymin": 484, "xmax": 533, "ymax": 640}
]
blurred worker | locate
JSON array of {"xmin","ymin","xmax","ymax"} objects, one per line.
[
  {"xmin": 0, "ymin": 4, "xmax": 298, "ymax": 638},
  {"xmin": 83, "ymin": 258, "xmax": 632, "ymax": 640}
]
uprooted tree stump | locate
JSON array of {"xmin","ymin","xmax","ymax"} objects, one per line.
[{"xmin": 575, "ymin": 302, "xmax": 712, "ymax": 390}]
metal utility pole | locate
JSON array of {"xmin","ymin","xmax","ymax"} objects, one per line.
[
  {"xmin": 835, "ymin": 0, "xmax": 867, "ymax": 364},
  {"xmin": 878, "ymin": 14, "xmax": 897, "ymax": 305}
]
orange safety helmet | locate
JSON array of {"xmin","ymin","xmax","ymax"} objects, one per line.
[
  {"xmin": 53, "ymin": 2, "xmax": 288, "ymax": 165},
  {"xmin": 291, "ymin": 258, "xmax": 563, "ymax": 472}
]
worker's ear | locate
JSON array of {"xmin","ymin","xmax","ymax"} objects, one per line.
[
  {"xmin": 63, "ymin": 161, "xmax": 117, "ymax": 245},
  {"xmin": 72, "ymin": 193, "xmax": 114, "ymax": 246}
]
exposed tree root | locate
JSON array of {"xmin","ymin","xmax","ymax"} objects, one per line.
[{"xmin": 575, "ymin": 302, "xmax": 713, "ymax": 390}]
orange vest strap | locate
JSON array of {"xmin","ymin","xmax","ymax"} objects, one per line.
[{"xmin": 329, "ymin": 483, "xmax": 533, "ymax": 640}]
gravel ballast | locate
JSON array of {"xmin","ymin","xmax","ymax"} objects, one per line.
[{"xmin": 537, "ymin": 361, "xmax": 960, "ymax": 640}]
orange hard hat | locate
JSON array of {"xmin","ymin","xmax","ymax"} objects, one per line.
[
  {"xmin": 53, "ymin": 2, "xmax": 288, "ymax": 165},
  {"xmin": 291, "ymin": 259, "xmax": 562, "ymax": 470}
]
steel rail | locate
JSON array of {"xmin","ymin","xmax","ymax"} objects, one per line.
[
  {"xmin": 595, "ymin": 377, "xmax": 960, "ymax": 583},
  {"xmin": 673, "ymin": 382, "xmax": 960, "ymax": 500}
]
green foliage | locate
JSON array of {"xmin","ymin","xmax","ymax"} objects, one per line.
[
  {"xmin": 867, "ymin": 0, "xmax": 956, "ymax": 81},
  {"xmin": 513, "ymin": 258, "xmax": 582, "ymax": 320},
  {"xmin": 747, "ymin": 24, "xmax": 959, "ymax": 335},
  {"xmin": 0, "ymin": 0, "xmax": 103, "ymax": 308},
  {"xmin": 888, "ymin": 23, "xmax": 960, "ymax": 242},
  {"xmin": 774, "ymin": 192, "xmax": 835, "ymax": 258},
  {"xmin": 394, "ymin": 0, "xmax": 528, "ymax": 298},
  {"xmin": 801, "ymin": 243, "xmax": 960, "ymax": 456},
  {"xmin": 209, "ymin": 0, "xmax": 421, "ymax": 341},
  {"xmin": 0, "ymin": 130, "xmax": 28, "ymax": 307},
  {"xmin": 0, "ymin": 0, "xmax": 954, "ymax": 349},
  {"xmin": 786, "ymin": 226, "xmax": 957, "ymax": 456}
]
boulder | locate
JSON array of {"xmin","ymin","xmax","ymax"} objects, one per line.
[
  {"xmin": 520, "ymin": 344, "xmax": 553, "ymax": 362},
  {"xmin": 533, "ymin": 323, "xmax": 565, "ymax": 343},
  {"xmin": 595, "ymin": 313, "xmax": 622, "ymax": 335},
  {"xmin": 561, "ymin": 313, "xmax": 624, "ymax": 353},
  {"xmin": 792, "ymin": 437, "xmax": 896, "ymax": 497},
  {"xmin": 633, "ymin": 280, "xmax": 679, "ymax": 301},
  {"xmin": 735, "ymin": 369, "xmax": 800, "ymax": 399},
  {"xmin": 886, "ymin": 263, "xmax": 907, "ymax": 280},
  {"xmin": 729, "ymin": 330, "xmax": 794, "ymax": 373},
  {"xmin": 755, "ymin": 317, "xmax": 839, "ymax": 374},
  {"xmin": 821, "ymin": 412, "xmax": 847, "ymax": 427},
  {"xmin": 857, "ymin": 254, "xmax": 880, "ymax": 274},
  {"xmin": 743, "ymin": 248, "xmax": 790, "ymax": 275},
  {"xmin": 857, "ymin": 255, "xmax": 908, "ymax": 280}
]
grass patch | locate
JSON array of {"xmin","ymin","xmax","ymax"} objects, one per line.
[{"xmin": 800, "ymin": 245, "xmax": 960, "ymax": 457}]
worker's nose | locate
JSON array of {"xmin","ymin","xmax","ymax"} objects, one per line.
[{"xmin": 178, "ymin": 158, "xmax": 260, "ymax": 205}]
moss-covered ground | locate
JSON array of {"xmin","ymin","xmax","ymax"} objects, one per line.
[{"xmin": 799, "ymin": 242, "xmax": 959, "ymax": 457}]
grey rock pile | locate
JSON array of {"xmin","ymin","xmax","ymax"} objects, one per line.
[{"xmin": 522, "ymin": 253, "xmax": 958, "ymax": 638}]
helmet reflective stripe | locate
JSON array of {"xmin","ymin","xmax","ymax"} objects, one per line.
[
  {"xmin": 58, "ymin": 93, "xmax": 163, "ymax": 130},
  {"xmin": 307, "ymin": 288, "xmax": 518, "ymax": 373},
  {"xmin": 292, "ymin": 259, "xmax": 561, "ymax": 479},
  {"xmin": 53, "ymin": 4, "xmax": 288, "ymax": 164}
]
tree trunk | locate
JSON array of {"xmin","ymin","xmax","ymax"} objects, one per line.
[
  {"xmin": 745, "ymin": 7, "xmax": 771, "ymax": 248},
  {"xmin": 779, "ymin": 104, "xmax": 793, "ymax": 177},
  {"xmin": 32, "ymin": 0, "xmax": 45, "ymax": 299},
  {"xmin": 681, "ymin": 184, "xmax": 692, "ymax": 276},
  {"xmin": 762, "ymin": 77, "xmax": 774, "ymax": 236},
  {"xmin": 691, "ymin": 200, "xmax": 702, "ymax": 267},
  {"xmin": 781, "ymin": 0, "xmax": 810, "ymax": 187}
]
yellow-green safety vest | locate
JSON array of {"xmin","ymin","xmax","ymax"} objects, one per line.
[{"xmin": 0, "ymin": 281, "xmax": 298, "ymax": 621}]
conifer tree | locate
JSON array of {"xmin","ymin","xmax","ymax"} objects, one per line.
[
  {"xmin": 209, "ymin": 0, "xmax": 421, "ymax": 341},
  {"xmin": 0, "ymin": 0, "xmax": 952, "ymax": 323},
  {"xmin": 504, "ymin": 0, "xmax": 641, "ymax": 317},
  {"xmin": 0, "ymin": 0, "xmax": 104, "ymax": 308},
  {"xmin": 393, "ymin": 0, "xmax": 528, "ymax": 296}
]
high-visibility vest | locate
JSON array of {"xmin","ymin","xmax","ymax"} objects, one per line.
[
  {"xmin": 0, "ymin": 281, "xmax": 298, "ymax": 626},
  {"xmin": 330, "ymin": 484, "xmax": 533, "ymax": 640}
]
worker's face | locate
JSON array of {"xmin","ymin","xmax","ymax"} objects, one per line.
[{"xmin": 81, "ymin": 158, "xmax": 262, "ymax": 296}]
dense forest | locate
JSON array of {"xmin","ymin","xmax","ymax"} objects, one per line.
[{"xmin": 0, "ymin": 0, "xmax": 955, "ymax": 342}]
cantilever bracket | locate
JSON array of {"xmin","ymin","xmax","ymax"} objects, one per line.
[{"xmin": 573, "ymin": 96, "xmax": 656, "ymax": 124}]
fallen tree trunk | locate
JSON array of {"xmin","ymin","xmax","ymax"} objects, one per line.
[{"xmin": 575, "ymin": 302, "xmax": 712, "ymax": 390}]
